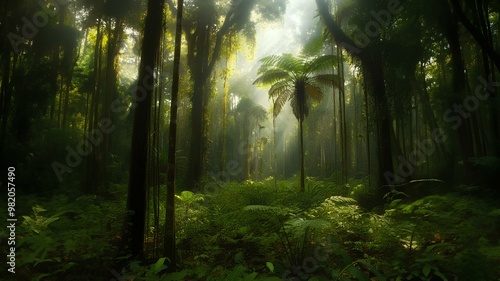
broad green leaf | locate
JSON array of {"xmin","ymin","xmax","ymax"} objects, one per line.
[
  {"xmin": 348, "ymin": 266, "xmax": 370, "ymax": 281},
  {"xmin": 434, "ymin": 270, "xmax": 448, "ymax": 281},
  {"xmin": 151, "ymin": 257, "xmax": 167, "ymax": 274},
  {"xmin": 358, "ymin": 260, "xmax": 387, "ymax": 281},
  {"xmin": 266, "ymin": 261, "xmax": 274, "ymax": 273},
  {"xmin": 423, "ymin": 264, "xmax": 431, "ymax": 277}
]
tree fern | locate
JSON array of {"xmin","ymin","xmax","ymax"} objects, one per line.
[{"xmin": 254, "ymin": 52, "xmax": 339, "ymax": 192}]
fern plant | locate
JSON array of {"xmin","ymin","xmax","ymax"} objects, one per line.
[
  {"xmin": 21, "ymin": 205, "xmax": 61, "ymax": 234},
  {"xmin": 243, "ymin": 205, "xmax": 331, "ymax": 268}
]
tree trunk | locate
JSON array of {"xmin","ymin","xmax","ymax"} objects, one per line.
[
  {"xmin": 123, "ymin": 0, "xmax": 164, "ymax": 260},
  {"xmin": 272, "ymin": 99, "xmax": 277, "ymax": 188},
  {"xmin": 0, "ymin": 49, "xmax": 12, "ymax": 167},
  {"xmin": 299, "ymin": 119, "xmax": 305, "ymax": 192},
  {"xmin": 85, "ymin": 17, "xmax": 104, "ymax": 194},
  {"xmin": 316, "ymin": 0, "xmax": 394, "ymax": 202},
  {"xmin": 439, "ymin": 3, "xmax": 477, "ymax": 182},
  {"xmin": 102, "ymin": 18, "xmax": 123, "ymax": 191},
  {"xmin": 187, "ymin": 77, "xmax": 206, "ymax": 189},
  {"xmin": 449, "ymin": 0, "xmax": 500, "ymax": 73},
  {"xmin": 363, "ymin": 69, "xmax": 371, "ymax": 187},
  {"xmin": 164, "ymin": 0, "xmax": 183, "ymax": 271}
]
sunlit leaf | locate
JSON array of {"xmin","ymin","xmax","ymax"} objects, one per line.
[{"xmin": 266, "ymin": 261, "xmax": 274, "ymax": 273}]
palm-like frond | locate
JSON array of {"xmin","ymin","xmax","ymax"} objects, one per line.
[
  {"xmin": 286, "ymin": 218, "xmax": 331, "ymax": 235},
  {"xmin": 255, "ymin": 53, "xmax": 338, "ymax": 121},
  {"xmin": 310, "ymin": 73, "xmax": 341, "ymax": 88},
  {"xmin": 290, "ymin": 89, "xmax": 308, "ymax": 121},
  {"xmin": 249, "ymin": 105, "xmax": 268, "ymax": 124},
  {"xmin": 259, "ymin": 53, "xmax": 303, "ymax": 74},
  {"xmin": 301, "ymin": 35, "xmax": 326, "ymax": 57},
  {"xmin": 271, "ymin": 83, "xmax": 293, "ymax": 118},
  {"xmin": 305, "ymin": 55, "xmax": 337, "ymax": 74},
  {"xmin": 275, "ymin": 53, "xmax": 303, "ymax": 73},
  {"xmin": 305, "ymin": 83, "xmax": 323, "ymax": 101},
  {"xmin": 253, "ymin": 69, "xmax": 290, "ymax": 86},
  {"xmin": 258, "ymin": 54, "xmax": 282, "ymax": 67},
  {"xmin": 268, "ymin": 80, "xmax": 292, "ymax": 99}
]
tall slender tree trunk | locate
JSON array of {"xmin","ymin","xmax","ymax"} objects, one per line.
[
  {"xmin": 316, "ymin": 0, "xmax": 394, "ymax": 203},
  {"xmin": 187, "ymin": 78, "xmax": 206, "ymax": 189},
  {"xmin": 439, "ymin": 3, "xmax": 477, "ymax": 182},
  {"xmin": 102, "ymin": 18, "xmax": 124, "ymax": 192},
  {"xmin": 449, "ymin": 0, "xmax": 500, "ymax": 73},
  {"xmin": 123, "ymin": 0, "xmax": 165, "ymax": 260},
  {"xmin": 242, "ymin": 116, "xmax": 251, "ymax": 180},
  {"xmin": 0, "ymin": 49, "xmax": 12, "ymax": 166},
  {"xmin": 220, "ymin": 44, "xmax": 231, "ymax": 174},
  {"xmin": 164, "ymin": 0, "xmax": 183, "ymax": 271},
  {"xmin": 254, "ymin": 129, "xmax": 258, "ymax": 180},
  {"xmin": 299, "ymin": 119, "xmax": 305, "ymax": 192},
  {"xmin": 86, "ymin": 17, "xmax": 104, "ymax": 194},
  {"xmin": 272, "ymin": 99, "xmax": 277, "ymax": 188},
  {"xmin": 363, "ymin": 69, "xmax": 371, "ymax": 187}
]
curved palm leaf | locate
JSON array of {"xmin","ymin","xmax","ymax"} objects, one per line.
[
  {"xmin": 305, "ymin": 55, "xmax": 337, "ymax": 74},
  {"xmin": 259, "ymin": 54, "xmax": 282, "ymax": 67},
  {"xmin": 249, "ymin": 105, "xmax": 268, "ymax": 124},
  {"xmin": 272, "ymin": 85, "xmax": 292, "ymax": 118},
  {"xmin": 269, "ymin": 80, "xmax": 292, "ymax": 98},
  {"xmin": 305, "ymin": 83, "xmax": 323, "ymax": 101},
  {"xmin": 255, "ymin": 53, "xmax": 340, "ymax": 120},
  {"xmin": 257, "ymin": 54, "xmax": 301, "ymax": 75},
  {"xmin": 310, "ymin": 73, "xmax": 340, "ymax": 87},
  {"xmin": 301, "ymin": 35, "xmax": 326, "ymax": 56},
  {"xmin": 290, "ymin": 90, "xmax": 309, "ymax": 121},
  {"xmin": 253, "ymin": 69, "xmax": 290, "ymax": 86}
]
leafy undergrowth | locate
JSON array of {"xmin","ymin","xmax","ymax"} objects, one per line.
[
  {"xmin": 2, "ymin": 179, "xmax": 500, "ymax": 280},
  {"xmin": 1, "ymin": 189, "xmax": 126, "ymax": 281}
]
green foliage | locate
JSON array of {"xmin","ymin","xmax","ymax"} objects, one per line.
[
  {"xmin": 10, "ymin": 180, "xmax": 500, "ymax": 280},
  {"xmin": 126, "ymin": 258, "xmax": 169, "ymax": 280},
  {"xmin": 21, "ymin": 205, "xmax": 61, "ymax": 234},
  {"xmin": 13, "ymin": 193, "xmax": 125, "ymax": 280},
  {"xmin": 254, "ymin": 52, "xmax": 338, "ymax": 121},
  {"xmin": 384, "ymin": 193, "xmax": 500, "ymax": 280}
]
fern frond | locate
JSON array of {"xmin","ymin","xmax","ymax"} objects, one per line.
[
  {"xmin": 268, "ymin": 81, "xmax": 293, "ymax": 99},
  {"xmin": 272, "ymin": 86, "xmax": 292, "ymax": 118},
  {"xmin": 311, "ymin": 74, "xmax": 341, "ymax": 88},
  {"xmin": 287, "ymin": 218, "xmax": 331, "ymax": 232},
  {"xmin": 301, "ymin": 35, "xmax": 326, "ymax": 56},
  {"xmin": 253, "ymin": 69, "xmax": 290, "ymax": 86},
  {"xmin": 290, "ymin": 91, "xmax": 308, "ymax": 121},
  {"xmin": 259, "ymin": 54, "xmax": 282, "ymax": 67},
  {"xmin": 326, "ymin": 196, "xmax": 358, "ymax": 205},
  {"xmin": 305, "ymin": 83, "xmax": 323, "ymax": 101},
  {"xmin": 275, "ymin": 53, "xmax": 303, "ymax": 72},
  {"xmin": 305, "ymin": 55, "xmax": 337, "ymax": 74}
]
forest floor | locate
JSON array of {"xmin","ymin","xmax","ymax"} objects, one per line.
[{"xmin": 3, "ymin": 178, "xmax": 500, "ymax": 281}]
